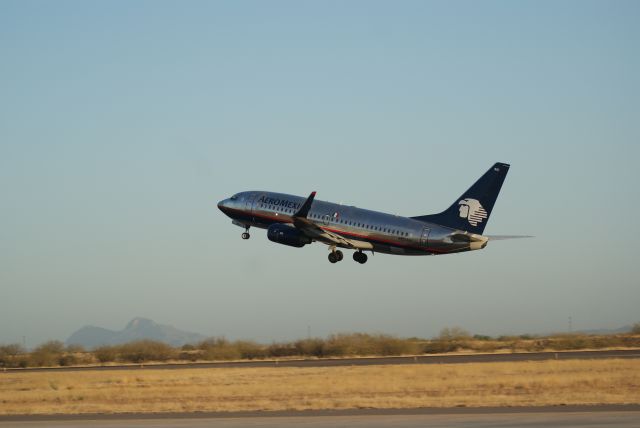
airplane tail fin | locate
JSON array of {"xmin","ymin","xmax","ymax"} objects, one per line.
[{"xmin": 411, "ymin": 162, "xmax": 510, "ymax": 234}]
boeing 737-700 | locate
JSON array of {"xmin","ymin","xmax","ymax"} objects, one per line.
[{"xmin": 218, "ymin": 162, "xmax": 520, "ymax": 264}]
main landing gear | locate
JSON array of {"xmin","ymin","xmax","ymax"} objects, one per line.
[
  {"xmin": 328, "ymin": 250, "xmax": 344, "ymax": 264},
  {"xmin": 327, "ymin": 249, "xmax": 368, "ymax": 264},
  {"xmin": 353, "ymin": 251, "xmax": 368, "ymax": 264},
  {"xmin": 241, "ymin": 226, "xmax": 250, "ymax": 240}
]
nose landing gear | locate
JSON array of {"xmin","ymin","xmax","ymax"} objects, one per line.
[
  {"xmin": 241, "ymin": 226, "xmax": 250, "ymax": 240},
  {"xmin": 353, "ymin": 251, "xmax": 368, "ymax": 264}
]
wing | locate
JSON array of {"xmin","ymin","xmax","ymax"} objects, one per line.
[
  {"xmin": 485, "ymin": 235, "xmax": 534, "ymax": 240},
  {"xmin": 292, "ymin": 192, "xmax": 373, "ymax": 250}
]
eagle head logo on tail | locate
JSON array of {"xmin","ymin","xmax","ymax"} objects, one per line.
[{"xmin": 458, "ymin": 198, "xmax": 487, "ymax": 226}]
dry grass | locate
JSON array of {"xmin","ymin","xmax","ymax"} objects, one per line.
[{"xmin": 0, "ymin": 359, "xmax": 638, "ymax": 415}]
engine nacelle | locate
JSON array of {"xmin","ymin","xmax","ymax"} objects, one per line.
[{"xmin": 267, "ymin": 223, "xmax": 311, "ymax": 248}]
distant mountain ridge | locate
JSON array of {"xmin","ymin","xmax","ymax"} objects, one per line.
[
  {"xmin": 576, "ymin": 325, "xmax": 633, "ymax": 335},
  {"xmin": 66, "ymin": 318, "xmax": 206, "ymax": 348}
]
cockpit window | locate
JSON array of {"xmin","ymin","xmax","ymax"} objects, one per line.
[{"xmin": 230, "ymin": 194, "xmax": 239, "ymax": 200}]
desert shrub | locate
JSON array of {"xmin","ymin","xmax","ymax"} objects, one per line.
[
  {"xmin": 30, "ymin": 340, "xmax": 65, "ymax": 366},
  {"xmin": 423, "ymin": 340, "xmax": 458, "ymax": 354},
  {"xmin": 518, "ymin": 340, "xmax": 546, "ymax": 352},
  {"xmin": 547, "ymin": 334, "xmax": 590, "ymax": 351},
  {"xmin": 438, "ymin": 327, "xmax": 471, "ymax": 341},
  {"xmin": 0, "ymin": 343, "xmax": 25, "ymax": 368},
  {"xmin": 178, "ymin": 350, "xmax": 201, "ymax": 361},
  {"xmin": 497, "ymin": 335, "xmax": 519, "ymax": 341},
  {"xmin": 423, "ymin": 327, "xmax": 472, "ymax": 354},
  {"xmin": 323, "ymin": 333, "xmax": 372, "ymax": 356},
  {"xmin": 376, "ymin": 335, "xmax": 419, "ymax": 355},
  {"xmin": 58, "ymin": 353, "xmax": 78, "ymax": 366},
  {"xmin": 94, "ymin": 345, "xmax": 118, "ymax": 363},
  {"xmin": 117, "ymin": 340, "xmax": 175, "ymax": 363},
  {"xmin": 472, "ymin": 341, "xmax": 502, "ymax": 353},
  {"xmin": 199, "ymin": 338, "xmax": 241, "ymax": 361},
  {"xmin": 321, "ymin": 333, "xmax": 416, "ymax": 357},
  {"xmin": 473, "ymin": 334, "xmax": 492, "ymax": 341},
  {"xmin": 632, "ymin": 323, "xmax": 640, "ymax": 335},
  {"xmin": 294, "ymin": 338, "xmax": 326, "ymax": 357},
  {"xmin": 236, "ymin": 341, "xmax": 268, "ymax": 359},
  {"xmin": 267, "ymin": 342, "xmax": 299, "ymax": 358},
  {"xmin": 620, "ymin": 335, "xmax": 640, "ymax": 347}
]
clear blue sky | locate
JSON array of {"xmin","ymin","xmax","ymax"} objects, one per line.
[{"xmin": 1, "ymin": 1, "xmax": 639, "ymax": 347}]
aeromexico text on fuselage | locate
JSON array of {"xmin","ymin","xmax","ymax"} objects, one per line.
[{"xmin": 258, "ymin": 196, "xmax": 302, "ymax": 211}]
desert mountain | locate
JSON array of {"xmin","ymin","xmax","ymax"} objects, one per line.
[{"xmin": 66, "ymin": 317, "xmax": 206, "ymax": 348}]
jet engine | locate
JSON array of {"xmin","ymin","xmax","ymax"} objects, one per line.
[{"xmin": 267, "ymin": 223, "xmax": 312, "ymax": 248}]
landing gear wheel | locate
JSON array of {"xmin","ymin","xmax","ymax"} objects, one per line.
[
  {"xmin": 241, "ymin": 232, "xmax": 250, "ymax": 240},
  {"xmin": 353, "ymin": 251, "xmax": 368, "ymax": 264},
  {"xmin": 328, "ymin": 252, "xmax": 338, "ymax": 263},
  {"xmin": 335, "ymin": 250, "xmax": 344, "ymax": 261}
]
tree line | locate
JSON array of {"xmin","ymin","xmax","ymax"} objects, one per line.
[{"xmin": 2, "ymin": 324, "xmax": 640, "ymax": 368}]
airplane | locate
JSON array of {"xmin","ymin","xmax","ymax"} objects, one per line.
[{"xmin": 218, "ymin": 162, "xmax": 522, "ymax": 264}]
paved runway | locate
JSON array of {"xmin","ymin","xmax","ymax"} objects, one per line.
[
  {"xmin": 6, "ymin": 349, "xmax": 639, "ymax": 373},
  {"xmin": 2, "ymin": 407, "xmax": 640, "ymax": 428}
]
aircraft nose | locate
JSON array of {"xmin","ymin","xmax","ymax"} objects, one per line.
[{"xmin": 217, "ymin": 198, "xmax": 228, "ymax": 211}]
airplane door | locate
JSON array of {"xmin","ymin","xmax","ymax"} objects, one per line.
[
  {"xmin": 421, "ymin": 227, "xmax": 430, "ymax": 246},
  {"xmin": 245, "ymin": 194, "xmax": 257, "ymax": 219}
]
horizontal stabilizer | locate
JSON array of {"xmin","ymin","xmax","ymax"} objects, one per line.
[{"xmin": 486, "ymin": 235, "xmax": 534, "ymax": 240}]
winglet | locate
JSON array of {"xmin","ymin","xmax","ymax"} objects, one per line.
[{"xmin": 294, "ymin": 191, "xmax": 316, "ymax": 218}]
